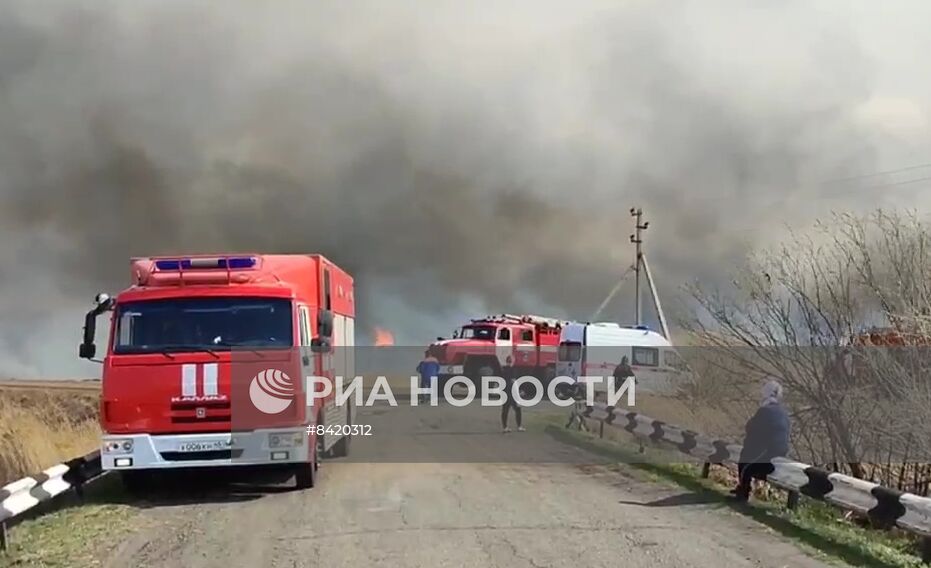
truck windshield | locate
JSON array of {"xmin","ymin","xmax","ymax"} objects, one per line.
[
  {"xmin": 459, "ymin": 325, "xmax": 495, "ymax": 340},
  {"xmin": 113, "ymin": 297, "xmax": 293, "ymax": 354}
]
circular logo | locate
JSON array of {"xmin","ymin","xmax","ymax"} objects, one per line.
[{"xmin": 249, "ymin": 369, "xmax": 294, "ymax": 414}]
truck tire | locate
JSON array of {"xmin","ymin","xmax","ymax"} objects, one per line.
[
  {"xmin": 330, "ymin": 408, "xmax": 351, "ymax": 458},
  {"xmin": 296, "ymin": 434, "xmax": 322, "ymax": 489},
  {"xmin": 476, "ymin": 363, "xmax": 498, "ymax": 378},
  {"xmin": 465, "ymin": 359, "xmax": 500, "ymax": 394},
  {"xmin": 294, "ymin": 461, "xmax": 316, "ymax": 489}
]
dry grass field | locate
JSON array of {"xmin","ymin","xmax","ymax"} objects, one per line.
[{"xmin": 0, "ymin": 383, "xmax": 100, "ymax": 484}]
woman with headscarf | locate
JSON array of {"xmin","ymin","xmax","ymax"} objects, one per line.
[{"xmin": 731, "ymin": 378, "xmax": 791, "ymax": 502}]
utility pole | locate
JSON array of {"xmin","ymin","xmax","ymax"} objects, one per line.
[{"xmin": 629, "ymin": 207, "xmax": 648, "ymax": 326}]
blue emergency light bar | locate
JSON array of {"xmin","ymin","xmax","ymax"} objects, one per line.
[{"xmin": 154, "ymin": 257, "xmax": 257, "ymax": 271}]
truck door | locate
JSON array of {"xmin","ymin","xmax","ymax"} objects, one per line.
[
  {"xmin": 495, "ymin": 326, "xmax": 513, "ymax": 369},
  {"xmin": 298, "ymin": 305, "xmax": 314, "ymax": 381},
  {"xmin": 514, "ymin": 327, "xmax": 536, "ymax": 369}
]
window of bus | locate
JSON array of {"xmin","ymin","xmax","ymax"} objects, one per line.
[{"xmin": 632, "ymin": 346, "xmax": 659, "ymax": 367}]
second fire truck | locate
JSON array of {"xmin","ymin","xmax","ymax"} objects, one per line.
[{"xmin": 430, "ymin": 314, "xmax": 565, "ymax": 387}]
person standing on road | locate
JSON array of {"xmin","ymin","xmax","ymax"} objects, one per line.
[
  {"xmin": 416, "ymin": 350, "xmax": 440, "ymax": 404},
  {"xmin": 501, "ymin": 375, "xmax": 525, "ymax": 433},
  {"xmin": 613, "ymin": 355, "xmax": 635, "ymax": 383},
  {"xmin": 731, "ymin": 378, "xmax": 790, "ymax": 502}
]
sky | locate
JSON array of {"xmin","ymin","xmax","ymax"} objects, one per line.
[{"xmin": 0, "ymin": 0, "xmax": 929, "ymax": 377}]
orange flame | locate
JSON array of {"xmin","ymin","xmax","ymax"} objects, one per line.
[{"xmin": 373, "ymin": 326, "xmax": 395, "ymax": 347}]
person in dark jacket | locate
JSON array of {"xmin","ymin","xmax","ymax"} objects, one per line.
[
  {"xmin": 731, "ymin": 379, "xmax": 791, "ymax": 502},
  {"xmin": 415, "ymin": 350, "xmax": 440, "ymax": 404},
  {"xmin": 613, "ymin": 356, "xmax": 634, "ymax": 381},
  {"xmin": 501, "ymin": 375, "xmax": 526, "ymax": 433}
]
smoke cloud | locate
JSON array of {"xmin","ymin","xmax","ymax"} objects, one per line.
[{"xmin": 1, "ymin": 0, "xmax": 929, "ymax": 376}]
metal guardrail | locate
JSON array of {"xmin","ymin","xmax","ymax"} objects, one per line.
[
  {"xmin": 0, "ymin": 451, "xmax": 103, "ymax": 551},
  {"xmin": 571, "ymin": 401, "xmax": 931, "ymax": 563}
]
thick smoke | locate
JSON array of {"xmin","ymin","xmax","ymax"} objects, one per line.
[{"xmin": 0, "ymin": 0, "xmax": 929, "ymax": 376}]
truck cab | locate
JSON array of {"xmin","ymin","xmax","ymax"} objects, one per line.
[{"xmin": 79, "ymin": 254, "xmax": 354, "ymax": 490}]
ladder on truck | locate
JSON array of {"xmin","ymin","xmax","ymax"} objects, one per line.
[{"xmin": 475, "ymin": 314, "xmax": 565, "ymax": 328}]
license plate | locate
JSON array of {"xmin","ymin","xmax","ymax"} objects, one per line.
[{"xmin": 177, "ymin": 440, "xmax": 229, "ymax": 453}]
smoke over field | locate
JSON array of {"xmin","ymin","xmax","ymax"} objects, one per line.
[{"xmin": 0, "ymin": 1, "xmax": 929, "ymax": 376}]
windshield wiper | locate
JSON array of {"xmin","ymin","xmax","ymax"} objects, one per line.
[
  {"xmin": 211, "ymin": 340, "xmax": 265, "ymax": 358},
  {"xmin": 157, "ymin": 345, "xmax": 221, "ymax": 359}
]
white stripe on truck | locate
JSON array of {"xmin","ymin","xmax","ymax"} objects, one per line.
[
  {"xmin": 181, "ymin": 364, "xmax": 197, "ymax": 397},
  {"xmin": 203, "ymin": 363, "xmax": 218, "ymax": 396}
]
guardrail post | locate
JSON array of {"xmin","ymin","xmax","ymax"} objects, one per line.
[
  {"xmin": 599, "ymin": 420, "xmax": 604, "ymax": 439},
  {"xmin": 920, "ymin": 536, "xmax": 931, "ymax": 564},
  {"xmin": 1, "ymin": 520, "xmax": 8, "ymax": 552},
  {"xmin": 701, "ymin": 462, "xmax": 711, "ymax": 479},
  {"xmin": 786, "ymin": 490, "xmax": 799, "ymax": 510}
]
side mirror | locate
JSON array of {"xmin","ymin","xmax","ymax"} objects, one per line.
[
  {"xmin": 79, "ymin": 342, "xmax": 96, "ymax": 359},
  {"xmin": 310, "ymin": 338, "xmax": 330, "ymax": 353},
  {"xmin": 80, "ymin": 292, "xmax": 114, "ymax": 360},
  {"xmin": 317, "ymin": 310, "xmax": 333, "ymax": 338}
]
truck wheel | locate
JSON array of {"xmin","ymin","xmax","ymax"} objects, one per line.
[
  {"xmin": 330, "ymin": 409, "xmax": 352, "ymax": 458},
  {"xmin": 466, "ymin": 361, "xmax": 499, "ymax": 394},
  {"xmin": 314, "ymin": 420, "xmax": 324, "ymax": 470},
  {"xmin": 476, "ymin": 363, "xmax": 497, "ymax": 378},
  {"xmin": 296, "ymin": 435, "xmax": 321, "ymax": 489},
  {"xmin": 295, "ymin": 461, "xmax": 316, "ymax": 489}
]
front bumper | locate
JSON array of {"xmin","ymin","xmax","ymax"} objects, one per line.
[
  {"xmin": 101, "ymin": 428, "xmax": 310, "ymax": 470},
  {"xmin": 438, "ymin": 364, "xmax": 464, "ymax": 375}
]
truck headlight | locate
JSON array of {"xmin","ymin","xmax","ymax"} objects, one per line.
[
  {"xmin": 268, "ymin": 432, "xmax": 304, "ymax": 449},
  {"xmin": 104, "ymin": 439, "xmax": 133, "ymax": 454}
]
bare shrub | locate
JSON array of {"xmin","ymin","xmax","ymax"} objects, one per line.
[{"xmin": 680, "ymin": 210, "xmax": 931, "ymax": 491}]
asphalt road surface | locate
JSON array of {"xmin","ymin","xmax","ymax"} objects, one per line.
[{"xmin": 103, "ymin": 402, "xmax": 840, "ymax": 568}]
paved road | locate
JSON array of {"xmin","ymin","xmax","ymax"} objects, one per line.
[{"xmin": 103, "ymin": 403, "xmax": 840, "ymax": 568}]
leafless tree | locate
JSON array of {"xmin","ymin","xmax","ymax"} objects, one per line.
[{"xmin": 680, "ymin": 210, "xmax": 931, "ymax": 484}]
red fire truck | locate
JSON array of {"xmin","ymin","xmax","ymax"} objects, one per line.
[
  {"xmin": 79, "ymin": 254, "xmax": 354, "ymax": 491},
  {"xmin": 430, "ymin": 314, "xmax": 565, "ymax": 387}
]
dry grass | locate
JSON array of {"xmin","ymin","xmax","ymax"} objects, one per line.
[{"xmin": 0, "ymin": 387, "xmax": 99, "ymax": 484}]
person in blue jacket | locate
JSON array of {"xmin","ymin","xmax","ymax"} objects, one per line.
[
  {"xmin": 416, "ymin": 350, "xmax": 440, "ymax": 404},
  {"xmin": 731, "ymin": 379, "xmax": 791, "ymax": 502}
]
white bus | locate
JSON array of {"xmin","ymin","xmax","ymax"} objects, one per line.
[{"xmin": 556, "ymin": 322, "xmax": 686, "ymax": 395}]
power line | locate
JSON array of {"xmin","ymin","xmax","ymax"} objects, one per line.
[
  {"xmin": 846, "ymin": 175, "xmax": 931, "ymax": 193},
  {"xmin": 821, "ymin": 162, "xmax": 931, "ymax": 185},
  {"xmin": 673, "ymin": 160, "xmax": 931, "ymax": 206}
]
